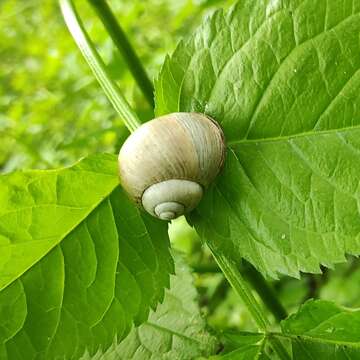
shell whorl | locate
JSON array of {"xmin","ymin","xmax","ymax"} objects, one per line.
[
  {"xmin": 142, "ymin": 179, "xmax": 203, "ymax": 220},
  {"xmin": 118, "ymin": 112, "xmax": 226, "ymax": 220}
]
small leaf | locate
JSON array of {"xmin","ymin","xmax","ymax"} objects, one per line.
[
  {"xmin": 212, "ymin": 300, "xmax": 360, "ymax": 359},
  {"xmin": 155, "ymin": 0, "xmax": 360, "ymax": 278},
  {"xmin": 81, "ymin": 253, "xmax": 219, "ymax": 360},
  {"xmin": 209, "ymin": 331, "xmax": 272, "ymax": 359},
  {"xmin": 0, "ymin": 154, "xmax": 173, "ymax": 359},
  {"xmin": 281, "ymin": 299, "xmax": 360, "ymax": 359}
]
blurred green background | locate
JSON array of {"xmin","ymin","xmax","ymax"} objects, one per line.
[
  {"xmin": 1, "ymin": 0, "xmax": 360, "ymax": 335},
  {"xmin": 0, "ymin": 0, "xmax": 232, "ymax": 172}
]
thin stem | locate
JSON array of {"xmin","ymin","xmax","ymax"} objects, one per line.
[
  {"xmin": 206, "ymin": 278, "xmax": 229, "ymax": 315},
  {"xmin": 267, "ymin": 336, "xmax": 291, "ymax": 360},
  {"xmin": 191, "ymin": 263, "xmax": 221, "ymax": 273},
  {"xmin": 87, "ymin": 0, "xmax": 155, "ymax": 108},
  {"xmin": 242, "ymin": 260, "xmax": 288, "ymax": 321},
  {"xmin": 208, "ymin": 246, "xmax": 269, "ymax": 332},
  {"xmin": 192, "ymin": 259, "xmax": 288, "ymax": 321},
  {"xmin": 59, "ymin": 0, "xmax": 141, "ymax": 133},
  {"xmin": 208, "ymin": 247, "xmax": 291, "ymax": 358}
]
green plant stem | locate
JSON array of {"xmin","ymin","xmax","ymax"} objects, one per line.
[
  {"xmin": 191, "ymin": 263, "xmax": 221, "ymax": 273},
  {"xmin": 87, "ymin": 0, "xmax": 155, "ymax": 108},
  {"xmin": 208, "ymin": 247, "xmax": 269, "ymax": 332},
  {"xmin": 267, "ymin": 336, "xmax": 291, "ymax": 360},
  {"xmin": 242, "ymin": 260, "xmax": 288, "ymax": 322},
  {"xmin": 59, "ymin": 0, "xmax": 141, "ymax": 133},
  {"xmin": 192, "ymin": 260, "xmax": 287, "ymax": 321},
  {"xmin": 206, "ymin": 278, "xmax": 229, "ymax": 315},
  {"xmin": 209, "ymin": 247, "xmax": 291, "ymax": 358}
]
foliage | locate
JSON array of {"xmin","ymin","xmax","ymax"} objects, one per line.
[
  {"xmin": 212, "ymin": 300, "xmax": 360, "ymax": 359},
  {"xmin": 281, "ymin": 299, "xmax": 360, "ymax": 358},
  {"xmin": 1, "ymin": 0, "xmax": 360, "ymax": 359},
  {"xmin": 0, "ymin": 154, "xmax": 173, "ymax": 359},
  {"xmin": 82, "ymin": 253, "xmax": 218, "ymax": 360},
  {"xmin": 156, "ymin": 0, "xmax": 360, "ymax": 279}
]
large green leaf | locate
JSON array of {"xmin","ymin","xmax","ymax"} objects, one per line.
[
  {"xmin": 155, "ymin": 0, "xmax": 360, "ymax": 278},
  {"xmin": 0, "ymin": 153, "xmax": 173, "ymax": 359},
  {"xmin": 81, "ymin": 253, "xmax": 219, "ymax": 360}
]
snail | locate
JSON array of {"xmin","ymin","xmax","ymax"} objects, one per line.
[{"xmin": 118, "ymin": 112, "xmax": 226, "ymax": 220}]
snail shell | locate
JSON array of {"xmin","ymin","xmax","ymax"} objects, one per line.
[{"xmin": 118, "ymin": 112, "xmax": 226, "ymax": 220}]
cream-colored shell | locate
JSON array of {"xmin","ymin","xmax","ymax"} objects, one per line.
[{"xmin": 118, "ymin": 112, "xmax": 226, "ymax": 220}]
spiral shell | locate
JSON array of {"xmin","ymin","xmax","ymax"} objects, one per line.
[{"xmin": 118, "ymin": 112, "xmax": 226, "ymax": 220}]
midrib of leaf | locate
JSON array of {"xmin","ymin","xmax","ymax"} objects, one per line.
[
  {"xmin": 0, "ymin": 184, "xmax": 119, "ymax": 293},
  {"xmin": 145, "ymin": 321, "xmax": 204, "ymax": 345},
  {"xmin": 235, "ymin": 144, "xmax": 354, "ymax": 207},
  {"xmin": 228, "ymin": 123, "xmax": 360, "ymax": 146},
  {"xmin": 274, "ymin": 332, "xmax": 360, "ymax": 348}
]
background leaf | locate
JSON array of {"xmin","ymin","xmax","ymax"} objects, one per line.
[
  {"xmin": 281, "ymin": 299, "xmax": 360, "ymax": 359},
  {"xmin": 82, "ymin": 253, "xmax": 219, "ymax": 360},
  {"xmin": 212, "ymin": 300, "xmax": 360, "ymax": 359},
  {"xmin": 210, "ymin": 332, "xmax": 266, "ymax": 359},
  {"xmin": 0, "ymin": 154, "xmax": 173, "ymax": 359},
  {"xmin": 155, "ymin": 0, "xmax": 360, "ymax": 278}
]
